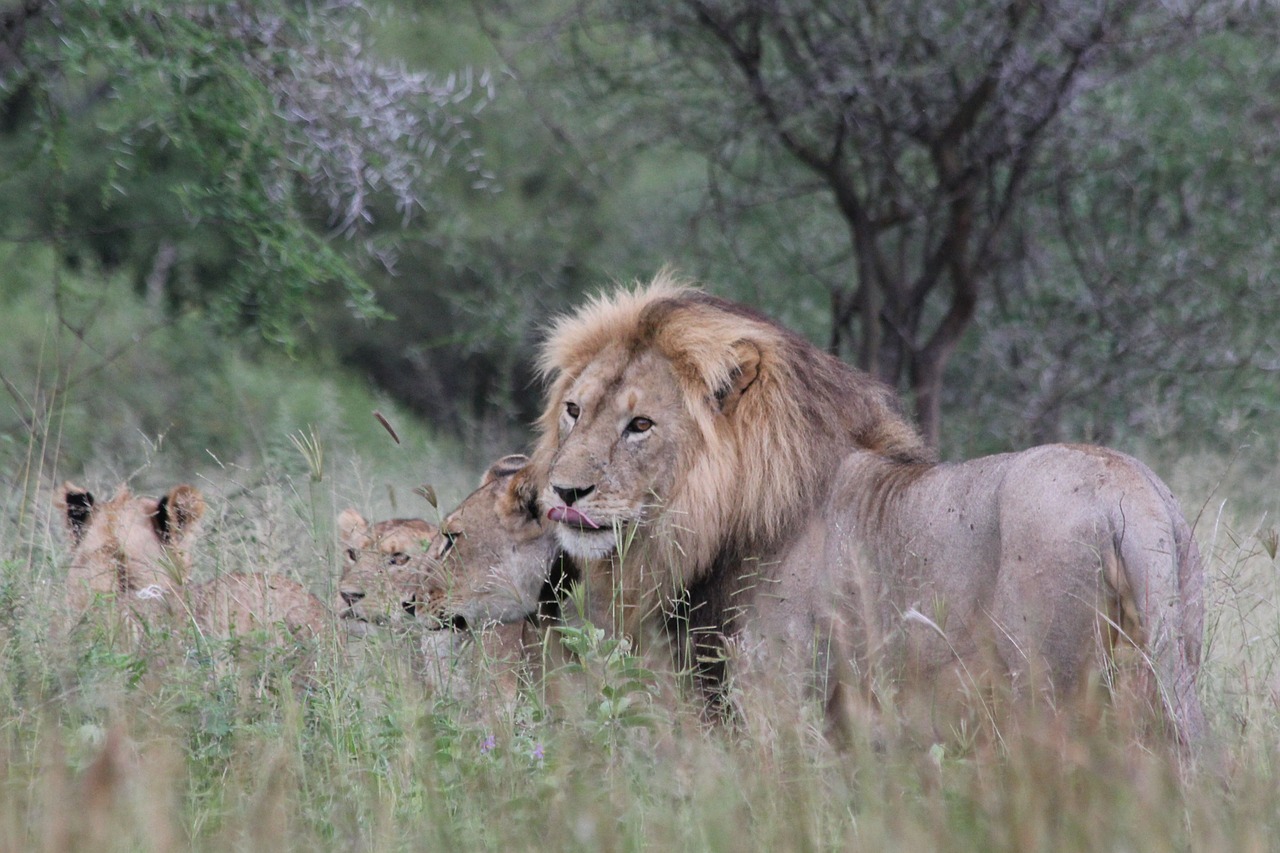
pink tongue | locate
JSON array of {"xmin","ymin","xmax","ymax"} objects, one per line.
[{"xmin": 547, "ymin": 505, "xmax": 601, "ymax": 530}]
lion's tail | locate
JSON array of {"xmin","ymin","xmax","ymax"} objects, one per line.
[{"xmin": 1114, "ymin": 462, "xmax": 1209, "ymax": 748}]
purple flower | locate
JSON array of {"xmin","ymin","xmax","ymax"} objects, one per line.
[
  {"xmin": 480, "ymin": 734, "xmax": 496, "ymax": 754},
  {"xmin": 532, "ymin": 743, "xmax": 544, "ymax": 761}
]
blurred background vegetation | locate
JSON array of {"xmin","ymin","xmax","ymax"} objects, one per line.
[{"xmin": 1, "ymin": 0, "xmax": 1277, "ymax": 490}]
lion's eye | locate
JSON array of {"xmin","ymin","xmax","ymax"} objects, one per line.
[
  {"xmin": 388, "ymin": 552, "xmax": 410, "ymax": 566},
  {"xmin": 565, "ymin": 401, "xmax": 580, "ymax": 420},
  {"xmin": 626, "ymin": 416, "xmax": 654, "ymax": 434}
]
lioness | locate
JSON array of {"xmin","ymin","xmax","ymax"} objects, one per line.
[
  {"xmin": 420, "ymin": 455, "xmax": 566, "ymax": 630},
  {"xmin": 339, "ymin": 484, "xmax": 560, "ymax": 701},
  {"xmin": 418, "ymin": 455, "xmax": 575, "ymax": 693},
  {"xmin": 59, "ymin": 482, "xmax": 205, "ymax": 618},
  {"xmin": 57, "ymin": 482, "xmax": 328, "ymax": 644},
  {"xmin": 524, "ymin": 273, "xmax": 1205, "ymax": 745}
]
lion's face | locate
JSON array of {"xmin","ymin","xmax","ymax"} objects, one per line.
[
  {"xmin": 58, "ymin": 482, "xmax": 205, "ymax": 614},
  {"xmin": 422, "ymin": 455, "xmax": 559, "ymax": 630},
  {"xmin": 539, "ymin": 347, "xmax": 702, "ymax": 561},
  {"xmin": 336, "ymin": 510, "xmax": 437, "ymax": 635}
]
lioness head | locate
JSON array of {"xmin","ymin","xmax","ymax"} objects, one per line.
[
  {"xmin": 336, "ymin": 509, "xmax": 437, "ymax": 634},
  {"xmin": 58, "ymin": 482, "xmax": 206, "ymax": 614},
  {"xmin": 420, "ymin": 455, "xmax": 561, "ymax": 631}
]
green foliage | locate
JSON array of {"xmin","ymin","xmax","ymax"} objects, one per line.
[
  {"xmin": 0, "ymin": 243, "xmax": 489, "ymax": 523},
  {"xmin": 474, "ymin": 0, "xmax": 1280, "ymax": 449},
  {"xmin": 947, "ymin": 27, "xmax": 1280, "ymax": 455},
  {"xmin": 3, "ymin": 0, "xmax": 1279, "ymax": 448},
  {"xmin": 554, "ymin": 617, "xmax": 660, "ymax": 737},
  {"xmin": 2, "ymin": 3, "xmax": 329, "ymax": 341},
  {"xmin": 0, "ymin": 0, "xmax": 496, "ymax": 348}
]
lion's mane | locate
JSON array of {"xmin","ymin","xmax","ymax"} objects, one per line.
[{"xmin": 532, "ymin": 271, "xmax": 931, "ymax": 604}]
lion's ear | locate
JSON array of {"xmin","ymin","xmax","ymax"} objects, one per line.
[
  {"xmin": 337, "ymin": 508, "xmax": 370, "ymax": 550},
  {"xmin": 510, "ymin": 466, "xmax": 543, "ymax": 523},
  {"xmin": 60, "ymin": 482, "xmax": 95, "ymax": 545},
  {"xmin": 716, "ymin": 340, "xmax": 761, "ymax": 417},
  {"xmin": 156, "ymin": 484, "xmax": 205, "ymax": 545},
  {"xmin": 480, "ymin": 454, "xmax": 530, "ymax": 488}
]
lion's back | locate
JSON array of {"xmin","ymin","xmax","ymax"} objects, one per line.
[
  {"xmin": 190, "ymin": 573, "xmax": 328, "ymax": 640},
  {"xmin": 826, "ymin": 443, "xmax": 1202, "ymax": 695}
]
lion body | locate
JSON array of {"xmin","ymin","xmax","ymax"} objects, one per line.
[
  {"xmin": 806, "ymin": 444, "xmax": 1206, "ymax": 743},
  {"xmin": 529, "ymin": 274, "xmax": 1206, "ymax": 744},
  {"xmin": 183, "ymin": 572, "xmax": 329, "ymax": 642},
  {"xmin": 419, "ymin": 456, "xmax": 572, "ymax": 703},
  {"xmin": 58, "ymin": 483, "xmax": 329, "ymax": 643}
]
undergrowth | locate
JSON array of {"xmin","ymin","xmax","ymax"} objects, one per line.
[{"xmin": 0, "ymin": 433, "xmax": 1276, "ymax": 851}]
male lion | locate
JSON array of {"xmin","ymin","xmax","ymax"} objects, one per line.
[
  {"xmin": 530, "ymin": 273, "xmax": 928, "ymax": 682},
  {"xmin": 336, "ymin": 509, "xmax": 438, "ymax": 636},
  {"xmin": 528, "ymin": 273, "xmax": 1206, "ymax": 746},
  {"xmin": 815, "ymin": 445, "xmax": 1207, "ymax": 745},
  {"xmin": 57, "ymin": 482, "xmax": 328, "ymax": 644}
]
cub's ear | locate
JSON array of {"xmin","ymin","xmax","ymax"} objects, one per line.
[
  {"xmin": 156, "ymin": 484, "xmax": 205, "ymax": 545},
  {"xmin": 510, "ymin": 466, "xmax": 543, "ymax": 523},
  {"xmin": 480, "ymin": 454, "xmax": 531, "ymax": 488},
  {"xmin": 337, "ymin": 508, "xmax": 370, "ymax": 551},
  {"xmin": 715, "ymin": 340, "xmax": 762, "ymax": 417},
  {"xmin": 59, "ymin": 482, "xmax": 95, "ymax": 546}
]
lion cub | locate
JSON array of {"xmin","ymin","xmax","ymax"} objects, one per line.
[
  {"xmin": 335, "ymin": 509, "xmax": 438, "ymax": 636},
  {"xmin": 57, "ymin": 482, "xmax": 327, "ymax": 643},
  {"xmin": 59, "ymin": 483, "xmax": 204, "ymax": 618}
]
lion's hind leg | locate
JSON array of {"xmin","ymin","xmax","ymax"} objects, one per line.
[{"xmin": 988, "ymin": 481, "xmax": 1123, "ymax": 736}]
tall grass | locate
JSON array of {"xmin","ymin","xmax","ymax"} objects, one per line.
[{"xmin": 1, "ymin": 428, "xmax": 1277, "ymax": 850}]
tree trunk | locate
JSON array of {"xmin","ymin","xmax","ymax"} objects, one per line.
[
  {"xmin": 910, "ymin": 353, "xmax": 944, "ymax": 450},
  {"xmin": 855, "ymin": 239, "xmax": 882, "ymax": 381}
]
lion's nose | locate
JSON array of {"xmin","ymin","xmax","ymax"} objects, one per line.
[
  {"xmin": 340, "ymin": 590, "xmax": 365, "ymax": 607},
  {"xmin": 553, "ymin": 484, "xmax": 595, "ymax": 506}
]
